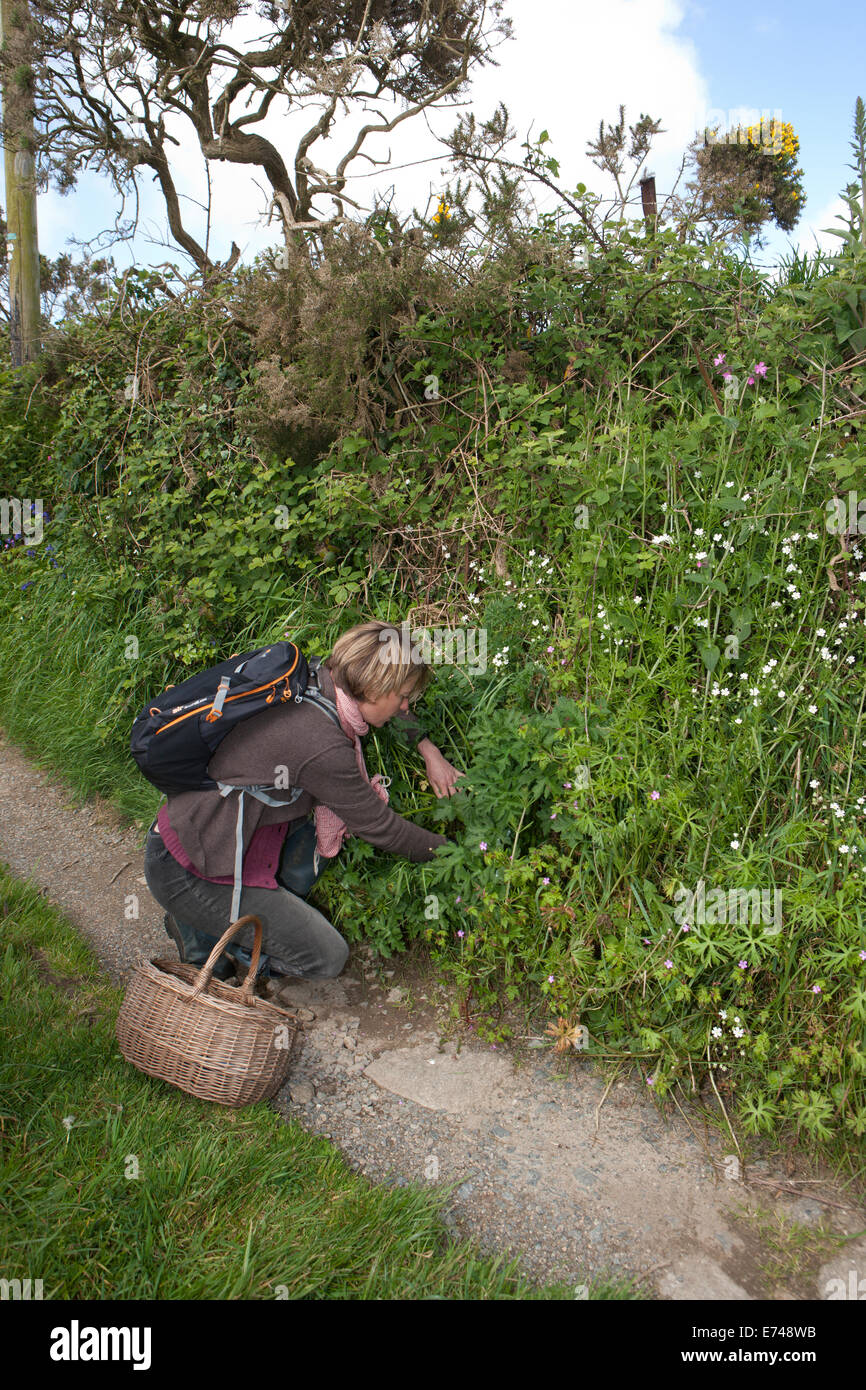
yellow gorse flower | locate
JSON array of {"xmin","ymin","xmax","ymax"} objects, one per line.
[
  {"xmin": 432, "ymin": 197, "xmax": 451, "ymax": 225},
  {"xmin": 741, "ymin": 119, "xmax": 798, "ymax": 158}
]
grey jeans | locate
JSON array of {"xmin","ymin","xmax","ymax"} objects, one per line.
[{"xmin": 143, "ymin": 821, "xmax": 349, "ymax": 979}]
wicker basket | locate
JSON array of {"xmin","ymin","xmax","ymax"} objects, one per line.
[{"xmin": 116, "ymin": 914, "xmax": 298, "ymax": 1107}]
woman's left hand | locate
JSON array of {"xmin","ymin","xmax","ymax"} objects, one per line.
[{"xmin": 421, "ymin": 743, "xmax": 466, "ymax": 798}]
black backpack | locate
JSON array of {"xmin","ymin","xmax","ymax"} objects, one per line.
[
  {"xmin": 131, "ymin": 640, "xmax": 342, "ymax": 924},
  {"xmin": 131, "ymin": 640, "xmax": 341, "ymax": 793}
]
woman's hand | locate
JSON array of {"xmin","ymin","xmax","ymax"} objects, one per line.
[{"xmin": 419, "ymin": 740, "xmax": 466, "ymax": 798}]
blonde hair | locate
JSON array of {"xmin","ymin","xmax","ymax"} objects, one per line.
[{"xmin": 323, "ymin": 620, "xmax": 433, "ymax": 702}]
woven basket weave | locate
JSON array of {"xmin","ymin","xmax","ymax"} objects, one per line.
[{"xmin": 116, "ymin": 914, "xmax": 298, "ymax": 1107}]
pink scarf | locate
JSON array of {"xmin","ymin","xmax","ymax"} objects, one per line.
[{"xmin": 314, "ymin": 682, "xmax": 390, "ymax": 857}]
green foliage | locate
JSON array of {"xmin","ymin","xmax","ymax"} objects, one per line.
[{"xmin": 2, "ymin": 132, "xmax": 866, "ymax": 1157}]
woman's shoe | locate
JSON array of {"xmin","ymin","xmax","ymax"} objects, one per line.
[{"xmin": 277, "ymin": 817, "xmax": 332, "ymax": 898}]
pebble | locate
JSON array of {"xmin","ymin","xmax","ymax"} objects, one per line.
[{"xmin": 790, "ymin": 1198, "xmax": 825, "ymax": 1225}]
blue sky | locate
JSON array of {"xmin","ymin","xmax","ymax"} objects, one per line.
[
  {"xmin": 23, "ymin": 0, "xmax": 866, "ymax": 278},
  {"xmin": 677, "ymin": 0, "xmax": 866, "ymax": 260}
]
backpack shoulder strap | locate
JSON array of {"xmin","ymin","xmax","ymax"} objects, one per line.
[{"xmin": 300, "ymin": 658, "xmax": 341, "ymax": 728}]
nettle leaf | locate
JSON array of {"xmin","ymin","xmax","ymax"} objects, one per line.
[
  {"xmin": 699, "ymin": 641, "xmax": 721, "ymax": 673},
  {"xmin": 684, "ymin": 572, "xmax": 728, "ymax": 594}
]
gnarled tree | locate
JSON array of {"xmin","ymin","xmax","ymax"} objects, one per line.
[{"xmin": 29, "ymin": 0, "xmax": 511, "ymax": 273}]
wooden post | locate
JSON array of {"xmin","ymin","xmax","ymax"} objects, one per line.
[
  {"xmin": 639, "ymin": 174, "xmax": 658, "ymax": 232},
  {"xmin": 0, "ymin": 0, "xmax": 41, "ymax": 364},
  {"xmin": 639, "ymin": 174, "xmax": 658, "ymax": 272}
]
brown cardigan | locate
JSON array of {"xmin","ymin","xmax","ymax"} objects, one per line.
[{"xmin": 159, "ymin": 661, "xmax": 449, "ymax": 876}]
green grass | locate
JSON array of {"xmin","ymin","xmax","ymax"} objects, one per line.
[
  {"xmin": 0, "ymin": 585, "xmax": 165, "ymax": 831},
  {"xmin": 0, "ymin": 864, "xmax": 640, "ymax": 1300}
]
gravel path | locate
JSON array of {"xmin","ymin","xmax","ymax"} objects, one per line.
[{"xmin": 2, "ymin": 727, "xmax": 864, "ymax": 1300}]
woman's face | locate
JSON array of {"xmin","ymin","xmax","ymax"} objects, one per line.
[{"xmin": 356, "ymin": 679, "xmax": 416, "ymax": 727}]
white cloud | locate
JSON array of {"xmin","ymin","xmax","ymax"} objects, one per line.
[{"xmin": 462, "ymin": 0, "xmax": 709, "ymax": 196}]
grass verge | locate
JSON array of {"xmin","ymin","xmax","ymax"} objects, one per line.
[{"xmin": 0, "ymin": 863, "xmax": 640, "ymax": 1300}]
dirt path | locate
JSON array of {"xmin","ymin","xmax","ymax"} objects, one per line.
[{"xmin": 2, "ymin": 727, "xmax": 864, "ymax": 1300}]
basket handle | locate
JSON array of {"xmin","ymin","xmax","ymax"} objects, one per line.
[{"xmin": 189, "ymin": 914, "xmax": 263, "ymax": 1004}]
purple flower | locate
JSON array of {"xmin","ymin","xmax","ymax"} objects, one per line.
[
  {"xmin": 541, "ymin": 876, "xmax": 550, "ymax": 885},
  {"xmin": 723, "ymin": 371, "xmax": 733, "ymax": 382},
  {"xmin": 738, "ymin": 959, "xmax": 747, "ymax": 969},
  {"xmin": 646, "ymin": 1075, "xmax": 655, "ymax": 1086},
  {"xmin": 551, "ymin": 812, "xmax": 557, "ymax": 819},
  {"xmin": 754, "ymin": 361, "xmax": 767, "ymax": 376},
  {"xmin": 650, "ymin": 790, "xmax": 660, "ymax": 800},
  {"xmin": 455, "ymin": 895, "xmax": 461, "ymax": 903},
  {"xmin": 548, "ymin": 975, "xmax": 555, "ymax": 983},
  {"xmin": 681, "ymin": 923, "xmax": 691, "ymax": 932},
  {"xmin": 479, "ymin": 841, "xmax": 488, "ymax": 851},
  {"xmin": 714, "ymin": 352, "xmax": 726, "ymax": 366},
  {"xmin": 812, "ymin": 984, "xmax": 821, "ymax": 994},
  {"xmin": 546, "ymin": 645, "xmax": 554, "ymax": 653},
  {"xmin": 859, "ymin": 950, "xmax": 866, "ymax": 961},
  {"xmin": 747, "ymin": 375, "xmax": 755, "ymax": 385},
  {"xmin": 457, "ymin": 930, "xmax": 464, "ymax": 938},
  {"xmin": 664, "ymin": 959, "xmax": 673, "ymax": 969},
  {"xmin": 642, "ymin": 937, "xmax": 650, "ymax": 945}
]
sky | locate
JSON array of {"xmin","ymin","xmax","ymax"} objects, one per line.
[{"xmin": 23, "ymin": 0, "xmax": 866, "ymax": 279}]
